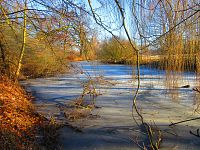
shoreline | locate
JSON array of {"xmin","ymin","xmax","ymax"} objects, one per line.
[{"xmin": 0, "ymin": 76, "xmax": 62, "ymax": 149}]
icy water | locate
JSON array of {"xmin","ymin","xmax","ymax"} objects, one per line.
[{"xmin": 21, "ymin": 61, "xmax": 200, "ymax": 150}]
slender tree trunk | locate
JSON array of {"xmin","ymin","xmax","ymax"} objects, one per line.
[
  {"xmin": 15, "ymin": 1, "xmax": 27, "ymax": 79},
  {"xmin": 0, "ymin": 40, "xmax": 7, "ymax": 73}
]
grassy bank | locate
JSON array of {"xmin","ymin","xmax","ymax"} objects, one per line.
[{"xmin": 0, "ymin": 76, "xmax": 60, "ymax": 149}]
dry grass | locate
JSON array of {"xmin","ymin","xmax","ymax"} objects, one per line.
[
  {"xmin": 63, "ymin": 98, "xmax": 94, "ymax": 121},
  {"xmin": 0, "ymin": 76, "xmax": 43, "ymax": 149},
  {"xmin": 64, "ymin": 107, "xmax": 92, "ymax": 121}
]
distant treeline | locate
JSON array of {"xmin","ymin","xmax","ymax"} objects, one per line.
[{"xmin": 96, "ymin": 37, "xmax": 199, "ymax": 72}]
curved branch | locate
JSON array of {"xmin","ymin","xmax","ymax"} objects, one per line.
[
  {"xmin": 114, "ymin": 0, "xmax": 144, "ymax": 125},
  {"xmin": 87, "ymin": 0, "xmax": 125, "ymax": 49}
]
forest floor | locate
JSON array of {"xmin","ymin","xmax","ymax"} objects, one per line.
[{"xmin": 0, "ymin": 76, "xmax": 62, "ymax": 149}]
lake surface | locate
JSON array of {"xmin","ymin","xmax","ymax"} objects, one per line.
[{"xmin": 21, "ymin": 61, "xmax": 200, "ymax": 150}]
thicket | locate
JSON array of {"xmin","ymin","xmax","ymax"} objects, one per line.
[
  {"xmin": 0, "ymin": 25, "xmax": 68, "ymax": 79},
  {"xmin": 0, "ymin": 0, "xmax": 99, "ymax": 79},
  {"xmin": 157, "ymin": 2, "xmax": 200, "ymax": 73},
  {"xmin": 97, "ymin": 37, "xmax": 137, "ymax": 64}
]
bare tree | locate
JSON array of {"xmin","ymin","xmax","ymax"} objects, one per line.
[{"xmin": 15, "ymin": 0, "xmax": 27, "ymax": 79}]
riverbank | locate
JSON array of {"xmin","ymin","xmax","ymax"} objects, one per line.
[
  {"xmin": 99, "ymin": 55, "xmax": 160, "ymax": 65},
  {"xmin": 0, "ymin": 76, "xmax": 61, "ymax": 149},
  {"xmin": 100, "ymin": 55, "xmax": 199, "ymax": 72}
]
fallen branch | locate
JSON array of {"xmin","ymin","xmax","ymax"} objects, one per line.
[
  {"xmin": 193, "ymin": 88, "xmax": 200, "ymax": 93},
  {"xmin": 190, "ymin": 129, "xmax": 200, "ymax": 138},
  {"xmin": 169, "ymin": 117, "xmax": 200, "ymax": 126}
]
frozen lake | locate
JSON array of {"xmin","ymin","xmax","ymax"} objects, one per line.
[{"xmin": 21, "ymin": 61, "xmax": 200, "ymax": 150}]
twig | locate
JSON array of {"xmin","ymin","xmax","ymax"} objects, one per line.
[
  {"xmin": 193, "ymin": 88, "xmax": 200, "ymax": 93},
  {"xmin": 190, "ymin": 129, "xmax": 200, "ymax": 138},
  {"xmin": 87, "ymin": 0, "xmax": 125, "ymax": 49},
  {"xmin": 169, "ymin": 117, "xmax": 200, "ymax": 126}
]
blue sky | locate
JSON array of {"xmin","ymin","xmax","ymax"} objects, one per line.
[{"xmin": 80, "ymin": 0, "xmax": 128, "ymax": 40}]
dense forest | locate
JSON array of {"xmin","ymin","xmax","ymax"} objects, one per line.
[{"xmin": 0, "ymin": 0, "xmax": 199, "ymax": 149}]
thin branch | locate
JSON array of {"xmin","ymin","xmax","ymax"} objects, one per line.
[
  {"xmin": 190, "ymin": 129, "xmax": 200, "ymax": 138},
  {"xmin": 193, "ymin": 88, "xmax": 200, "ymax": 93},
  {"xmin": 169, "ymin": 117, "xmax": 200, "ymax": 126},
  {"xmin": 144, "ymin": 9, "xmax": 200, "ymax": 49},
  {"xmin": 0, "ymin": 4, "xmax": 18, "ymax": 39},
  {"xmin": 5, "ymin": 8, "xmax": 52, "ymax": 15},
  {"xmin": 114, "ymin": 0, "xmax": 137, "ymax": 52},
  {"xmin": 114, "ymin": 0, "xmax": 143, "ymax": 126},
  {"xmin": 87, "ymin": 0, "xmax": 125, "ymax": 49}
]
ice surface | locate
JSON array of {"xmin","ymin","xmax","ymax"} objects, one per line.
[{"xmin": 21, "ymin": 61, "xmax": 200, "ymax": 150}]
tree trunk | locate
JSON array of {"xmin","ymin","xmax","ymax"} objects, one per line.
[
  {"xmin": 15, "ymin": 1, "xmax": 27, "ymax": 79},
  {"xmin": 0, "ymin": 40, "xmax": 7, "ymax": 74}
]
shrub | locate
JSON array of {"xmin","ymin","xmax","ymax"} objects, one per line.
[{"xmin": 97, "ymin": 37, "xmax": 136, "ymax": 64}]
